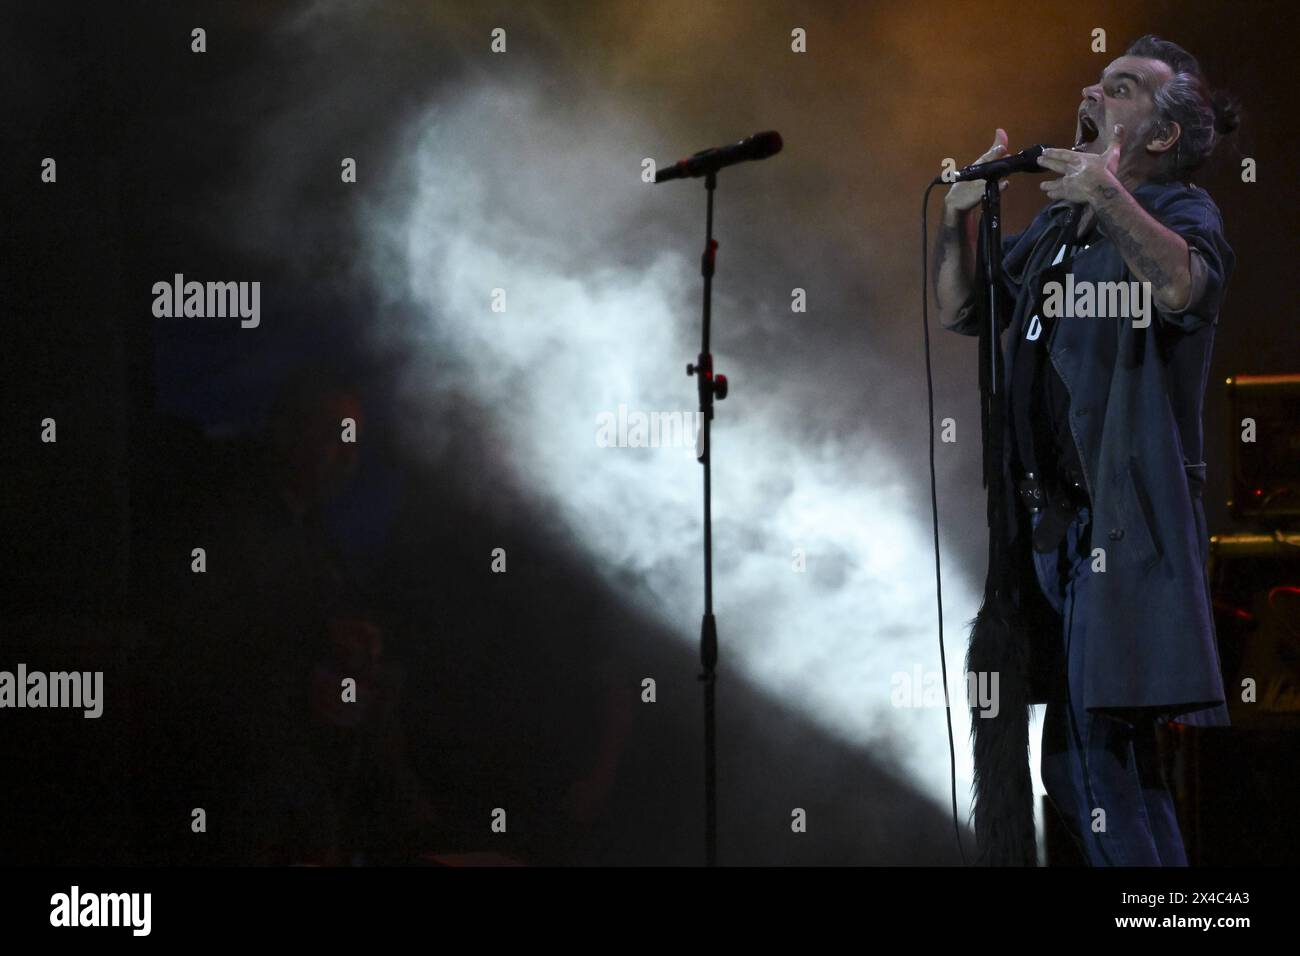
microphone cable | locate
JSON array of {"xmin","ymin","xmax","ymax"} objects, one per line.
[{"xmin": 920, "ymin": 179, "xmax": 970, "ymax": 865}]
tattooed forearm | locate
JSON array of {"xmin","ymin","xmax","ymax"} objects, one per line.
[
  {"xmin": 1090, "ymin": 179, "xmax": 1190, "ymax": 310},
  {"xmin": 1106, "ymin": 219, "xmax": 1174, "ymax": 291},
  {"xmin": 932, "ymin": 219, "xmax": 959, "ymax": 305},
  {"xmin": 933, "ymin": 205, "xmax": 981, "ymax": 329}
]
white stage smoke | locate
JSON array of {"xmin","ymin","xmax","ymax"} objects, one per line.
[{"xmin": 363, "ymin": 81, "xmax": 1048, "ymax": 834}]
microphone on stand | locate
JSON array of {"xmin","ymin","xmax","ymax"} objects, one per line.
[
  {"xmin": 655, "ymin": 131, "xmax": 783, "ymax": 183},
  {"xmin": 935, "ymin": 144, "xmax": 1054, "ymax": 184}
]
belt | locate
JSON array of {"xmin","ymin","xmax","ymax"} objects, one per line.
[{"xmin": 1017, "ymin": 470, "xmax": 1090, "ymax": 554}]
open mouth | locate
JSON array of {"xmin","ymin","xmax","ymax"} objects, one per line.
[{"xmin": 1074, "ymin": 112, "xmax": 1100, "ymax": 149}]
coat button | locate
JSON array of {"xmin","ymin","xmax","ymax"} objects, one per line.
[{"xmin": 1108, "ymin": 528, "xmax": 1124, "ymax": 541}]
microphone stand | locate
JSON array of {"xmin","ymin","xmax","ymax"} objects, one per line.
[
  {"xmin": 687, "ymin": 170, "xmax": 729, "ymax": 867},
  {"xmin": 965, "ymin": 172, "xmax": 1030, "ymax": 865},
  {"xmin": 977, "ymin": 177, "xmax": 1010, "ymax": 592},
  {"xmin": 968, "ymin": 179, "xmax": 1083, "ymax": 864}
]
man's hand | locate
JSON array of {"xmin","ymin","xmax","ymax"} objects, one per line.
[
  {"xmin": 944, "ymin": 129, "xmax": 1011, "ymax": 218},
  {"xmin": 934, "ymin": 129, "xmax": 1011, "ymax": 329},
  {"xmin": 1038, "ymin": 122, "xmax": 1194, "ymax": 312},
  {"xmin": 1036, "ymin": 124, "xmax": 1125, "ymax": 206}
]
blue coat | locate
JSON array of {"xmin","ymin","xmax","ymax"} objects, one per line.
[{"xmin": 948, "ymin": 181, "xmax": 1235, "ymax": 726}]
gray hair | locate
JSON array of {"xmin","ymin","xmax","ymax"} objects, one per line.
[{"xmin": 1125, "ymin": 34, "xmax": 1240, "ymax": 181}]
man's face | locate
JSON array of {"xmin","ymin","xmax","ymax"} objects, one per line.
[{"xmin": 1074, "ymin": 55, "xmax": 1174, "ymax": 158}]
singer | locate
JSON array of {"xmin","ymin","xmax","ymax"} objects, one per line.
[{"xmin": 932, "ymin": 35, "xmax": 1240, "ymax": 866}]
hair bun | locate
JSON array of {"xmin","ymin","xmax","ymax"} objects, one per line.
[{"xmin": 1212, "ymin": 90, "xmax": 1241, "ymax": 135}]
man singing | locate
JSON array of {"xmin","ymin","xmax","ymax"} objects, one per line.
[{"xmin": 933, "ymin": 35, "xmax": 1240, "ymax": 865}]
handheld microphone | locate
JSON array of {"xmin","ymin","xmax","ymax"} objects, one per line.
[
  {"xmin": 655, "ymin": 131, "xmax": 783, "ymax": 183},
  {"xmin": 934, "ymin": 144, "xmax": 1053, "ymax": 185}
]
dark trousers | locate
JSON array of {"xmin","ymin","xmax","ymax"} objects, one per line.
[{"xmin": 1030, "ymin": 504, "xmax": 1188, "ymax": 866}]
